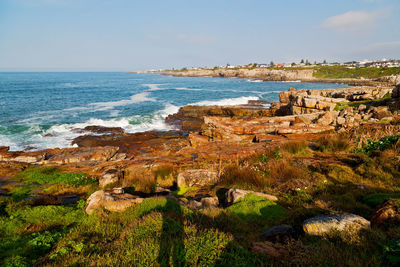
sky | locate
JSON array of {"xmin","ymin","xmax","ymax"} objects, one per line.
[{"xmin": 0, "ymin": 0, "xmax": 399, "ymax": 71}]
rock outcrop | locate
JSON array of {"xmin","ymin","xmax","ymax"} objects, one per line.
[
  {"xmin": 303, "ymin": 213, "xmax": 370, "ymax": 236},
  {"xmin": 85, "ymin": 189, "xmax": 144, "ymax": 214},
  {"xmin": 371, "ymin": 198, "xmax": 400, "ymax": 227},
  {"xmin": 177, "ymin": 169, "xmax": 218, "ymax": 187},
  {"xmin": 226, "ymin": 189, "xmax": 278, "ymax": 204}
]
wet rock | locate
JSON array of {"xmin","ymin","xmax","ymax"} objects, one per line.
[
  {"xmin": 371, "ymin": 198, "xmax": 400, "ymax": 226},
  {"xmin": 303, "ymin": 213, "xmax": 370, "ymax": 236},
  {"xmin": 226, "ymin": 189, "xmax": 277, "ymax": 204},
  {"xmin": 81, "ymin": 125, "xmax": 124, "ymax": 134},
  {"xmin": 0, "ymin": 146, "xmax": 10, "ymax": 152},
  {"xmin": 260, "ymin": 224, "xmax": 295, "ymax": 242},
  {"xmin": 177, "ymin": 169, "xmax": 218, "ymax": 187},
  {"xmin": 251, "ymin": 241, "xmax": 289, "ymax": 259}
]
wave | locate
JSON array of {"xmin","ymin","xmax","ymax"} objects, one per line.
[
  {"xmin": 89, "ymin": 92, "xmax": 156, "ymax": 111},
  {"xmin": 247, "ymin": 79, "xmax": 263, "ymax": 83},
  {"xmin": 281, "ymin": 80, "xmax": 301, "ymax": 83},
  {"xmin": 143, "ymin": 84, "xmax": 163, "ymax": 91},
  {"xmin": 190, "ymin": 96, "xmax": 259, "ymax": 106}
]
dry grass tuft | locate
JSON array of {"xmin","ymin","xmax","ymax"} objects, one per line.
[
  {"xmin": 153, "ymin": 164, "xmax": 176, "ymax": 188},
  {"xmin": 219, "ymin": 165, "xmax": 267, "ymax": 191},
  {"xmin": 315, "ymin": 135, "xmax": 351, "ymax": 152}
]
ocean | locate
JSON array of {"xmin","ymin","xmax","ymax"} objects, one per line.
[{"xmin": 0, "ymin": 72, "xmax": 349, "ymax": 151}]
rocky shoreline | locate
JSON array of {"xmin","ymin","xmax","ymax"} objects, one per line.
[
  {"xmin": 2, "ymin": 80, "xmax": 400, "ymax": 264},
  {"xmin": 159, "ymin": 67, "xmax": 399, "ymax": 86}
]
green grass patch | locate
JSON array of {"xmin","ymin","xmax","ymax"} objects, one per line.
[
  {"xmin": 313, "ymin": 66, "xmax": 400, "ymax": 79},
  {"xmin": 226, "ymin": 193, "xmax": 287, "ymax": 223},
  {"xmin": 16, "ymin": 166, "xmax": 96, "ymax": 186}
]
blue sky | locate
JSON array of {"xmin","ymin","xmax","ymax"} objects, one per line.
[{"xmin": 0, "ymin": 0, "xmax": 399, "ymax": 71}]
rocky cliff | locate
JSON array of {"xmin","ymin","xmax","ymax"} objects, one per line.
[{"xmin": 160, "ymin": 68, "xmax": 387, "ymax": 86}]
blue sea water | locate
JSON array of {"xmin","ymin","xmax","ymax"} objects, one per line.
[{"xmin": 0, "ymin": 72, "xmax": 349, "ymax": 151}]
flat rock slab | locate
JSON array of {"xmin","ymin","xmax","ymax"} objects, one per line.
[
  {"xmin": 226, "ymin": 189, "xmax": 278, "ymax": 204},
  {"xmin": 303, "ymin": 213, "xmax": 370, "ymax": 236},
  {"xmin": 85, "ymin": 190, "xmax": 144, "ymax": 214},
  {"xmin": 177, "ymin": 169, "xmax": 218, "ymax": 187}
]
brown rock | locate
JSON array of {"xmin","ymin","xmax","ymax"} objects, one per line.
[
  {"xmin": 0, "ymin": 146, "xmax": 10, "ymax": 152},
  {"xmin": 371, "ymin": 198, "xmax": 400, "ymax": 226},
  {"xmin": 226, "ymin": 189, "xmax": 277, "ymax": 204}
]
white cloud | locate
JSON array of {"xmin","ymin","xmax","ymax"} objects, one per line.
[{"xmin": 321, "ymin": 10, "xmax": 387, "ymax": 33}]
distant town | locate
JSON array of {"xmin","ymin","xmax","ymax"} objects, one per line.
[{"xmin": 139, "ymin": 59, "xmax": 400, "ymax": 73}]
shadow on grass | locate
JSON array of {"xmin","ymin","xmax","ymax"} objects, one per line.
[{"xmin": 157, "ymin": 199, "xmax": 186, "ymax": 266}]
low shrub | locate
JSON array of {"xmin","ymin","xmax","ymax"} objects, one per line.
[
  {"xmin": 353, "ymin": 135, "xmax": 400, "ymax": 155},
  {"xmin": 315, "ymin": 135, "xmax": 351, "ymax": 153}
]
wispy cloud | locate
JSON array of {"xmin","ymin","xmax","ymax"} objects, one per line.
[{"xmin": 321, "ymin": 10, "xmax": 388, "ymax": 33}]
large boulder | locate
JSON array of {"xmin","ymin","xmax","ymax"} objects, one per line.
[
  {"xmin": 187, "ymin": 196, "xmax": 219, "ymax": 210},
  {"xmin": 99, "ymin": 168, "xmax": 121, "ymax": 189},
  {"xmin": 303, "ymin": 213, "xmax": 370, "ymax": 236},
  {"xmin": 177, "ymin": 169, "xmax": 218, "ymax": 187},
  {"xmin": 371, "ymin": 198, "xmax": 400, "ymax": 227},
  {"xmin": 226, "ymin": 189, "xmax": 277, "ymax": 204},
  {"xmin": 85, "ymin": 189, "xmax": 143, "ymax": 214}
]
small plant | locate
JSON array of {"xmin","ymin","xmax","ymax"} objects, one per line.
[
  {"xmin": 383, "ymin": 239, "xmax": 400, "ymax": 265},
  {"xmin": 353, "ymin": 135, "xmax": 400, "ymax": 155}
]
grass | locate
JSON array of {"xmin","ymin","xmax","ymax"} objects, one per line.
[
  {"xmin": 4, "ymin": 130, "xmax": 400, "ymax": 265},
  {"xmin": 16, "ymin": 166, "xmax": 96, "ymax": 187},
  {"xmin": 315, "ymin": 135, "xmax": 352, "ymax": 153},
  {"xmin": 313, "ymin": 66, "xmax": 400, "ymax": 79},
  {"xmin": 225, "ymin": 194, "xmax": 287, "ymax": 224},
  {"xmin": 219, "ymin": 165, "xmax": 268, "ymax": 191}
]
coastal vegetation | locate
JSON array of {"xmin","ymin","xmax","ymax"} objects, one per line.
[{"xmin": 2, "ymin": 128, "xmax": 400, "ymax": 266}]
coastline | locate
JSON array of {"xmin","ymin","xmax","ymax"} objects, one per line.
[{"xmin": 157, "ymin": 67, "xmax": 397, "ymax": 86}]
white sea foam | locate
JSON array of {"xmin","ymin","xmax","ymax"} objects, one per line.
[
  {"xmin": 143, "ymin": 84, "xmax": 163, "ymax": 91},
  {"xmin": 190, "ymin": 96, "xmax": 259, "ymax": 106},
  {"xmin": 247, "ymin": 79, "xmax": 263, "ymax": 83},
  {"xmin": 88, "ymin": 92, "xmax": 156, "ymax": 111}
]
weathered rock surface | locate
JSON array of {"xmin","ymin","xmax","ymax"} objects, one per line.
[
  {"xmin": 165, "ymin": 102, "xmax": 274, "ymax": 132},
  {"xmin": 177, "ymin": 169, "xmax": 218, "ymax": 187},
  {"xmin": 303, "ymin": 213, "xmax": 370, "ymax": 236},
  {"xmin": 226, "ymin": 189, "xmax": 278, "ymax": 204},
  {"xmin": 99, "ymin": 168, "xmax": 121, "ymax": 188},
  {"xmin": 85, "ymin": 189, "xmax": 144, "ymax": 214},
  {"xmin": 371, "ymin": 198, "xmax": 400, "ymax": 226},
  {"xmin": 187, "ymin": 196, "xmax": 219, "ymax": 209},
  {"xmin": 74, "ymin": 125, "xmax": 125, "ymax": 134}
]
